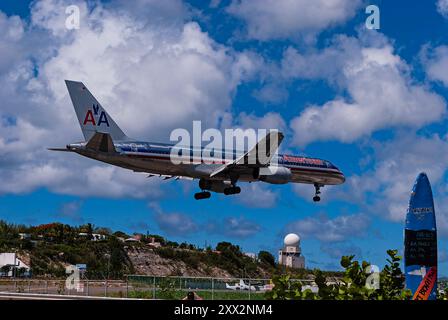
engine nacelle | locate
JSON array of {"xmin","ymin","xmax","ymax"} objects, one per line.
[
  {"xmin": 258, "ymin": 166, "xmax": 292, "ymax": 184},
  {"xmin": 199, "ymin": 179, "xmax": 232, "ymax": 193}
]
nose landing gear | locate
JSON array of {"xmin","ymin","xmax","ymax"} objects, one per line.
[{"xmin": 313, "ymin": 183, "xmax": 323, "ymax": 202}]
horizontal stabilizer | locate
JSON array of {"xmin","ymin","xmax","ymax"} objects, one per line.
[{"xmin": 48, "ymin": 148, "xmax": 72, "ymax": 152}]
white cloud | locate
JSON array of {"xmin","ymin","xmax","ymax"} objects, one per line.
[
  {"xmin": 320, "ymin": 243, "xmax": 363, "ymax": 259},
  {"xmin": 422, "ymin": 45, "xmax": 448, "ymax": 87},
  {"xmin": 286, "ymin": 213, "xmax": 370, "ymax": 242},
  {"xmin": 437, "ymin": 0, "xmax": 448, "ymax": 18},
  {"xmin": 227, "ymin": 0, "xmax": 361, "ymax": 41},
  {"xmin": 288, "ymin": 35, "xmax": 446, "ymax": 146},
  {"xmin": 236, "ymin": 183, "xmax": 278, "ymax": 208},
  {"xmin": 150, "ymin": 201, "xmax": 261, "ymax": 238},
  {"xmin": 338, "ymin": 133, "xmax": 448, "ymax": 229},
  {"xmin": 0, "ymin": 12, "xmax": 27, "ymax": 73},
  {"xmin": 252, "ymin": 84, "xmax": 289, "ymax": 105},
  {"xmin": 57, "ymin": 200, "xmax": 83, "ymax": 222},
  {"xmin": 153, "ymin": 210, "xmax": 199, "ymax": 236},
  {"xmin": 0, "ymin": 0, "xmax": 259, "ymax": 199},
  {"xmin": 235, "ymin": 112, "xmax": 287, "ymax": 132},
  {"xmin": 206, "ymin": 216, "xmax": 261, "ymax": 238}
]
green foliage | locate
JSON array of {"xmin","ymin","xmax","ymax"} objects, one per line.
[
  {"xmin": 157, "ymin": 278, "xmax": 177, "ymax": 299},
  {"xmin": 0, "ymin": 219, "xmax": 134, "ymax": 278},
  {"xmin": 264, "ymin": 275, "xmax": 303, "ymax": 300},
  {"xmin": 216, "ymin": 241, "xmax": 241, "ymax": 254},
  {"xmin": 266, "ymin": 249, "xmax": 412, "ymax": 300},
  {"xmin": 113, "ymin": 231, "xmax": 129, "ymax": 239},
  {"xmin": 258, "ymin": 251, "xmax": 276, "ymax": 268}
]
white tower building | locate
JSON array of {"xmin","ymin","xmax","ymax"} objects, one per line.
[{"xmin": 278, "ymin": 233, "xmax": 305, "ymax": 269}]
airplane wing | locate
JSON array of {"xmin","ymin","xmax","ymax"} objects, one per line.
[
  {"xmin": 210, "ymin": 131, "xmax": 284, "ymax": 178},
  {"xmin": 147, "ymin": 174, "xmax": 194, "ymax": 181}
]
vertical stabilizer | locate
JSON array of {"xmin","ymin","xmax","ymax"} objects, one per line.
[{"xmin": 65, "ymin": 80, "xmax": 128, "ymax": 141}]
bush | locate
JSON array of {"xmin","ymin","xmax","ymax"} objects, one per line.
[
  {"xmin": 258, "ymin": 251, "xmax": 276, "ymax": 268},
  {"xmin": 266, "ymin": 249, "xmax": 412, "ymax": 300}
]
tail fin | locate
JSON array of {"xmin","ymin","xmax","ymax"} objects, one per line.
[{"xmin": 65, "ymin": 80, "xmax": 128, "ymax": 141}]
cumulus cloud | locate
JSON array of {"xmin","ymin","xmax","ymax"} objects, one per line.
[
  {"xmin": 235, "ymin": 112, "xmax": 287, "ymax": 133},
  {"xmin": 320, "ymin": 243, "xmax": 363, "ymax": 259},
  {"xmin": 0, "ymin": 0, "xmax": 259, "ymax": 199},
  {"xmin": 206, "ymin": 216, "xmax": 261, "ymax": 238},
  {"xmin": 152, "ymin": 206, "xmax": 199, "ymax": 236},
  {"xmin": 236, "ymin": 183, "xmax": 278, "ymax": 208},
  {"xmin": 288, "ymin": 34, "xmax": 446, "ymax": 146},
  {"xmin": 422, "ymin": 45, "xmax": 448, "ymax": 87},
  {"xmin": 252, "ymin": 84, "xmax": 289, "ymax": 105},
  {"xmin": 57, "ymin": 200, "xmax": 83, "ymax": 223},
  {"xmin": 227, "ymin": 0, "xmax": 361, "ymax": 41},
  {"xmin": 286, "ymin": 213, "xmax": 370, "ymax": 242},
  {"xmin": 337, "ymin": 133, "xmax": 448, "ymax": 233},
  {"xmin": 437, "ymin": 0, "xmax": 448, "ymax": 18},
  {"xmin": 150, "ymin": 201, "xmax": 261, "ymax": 239}
]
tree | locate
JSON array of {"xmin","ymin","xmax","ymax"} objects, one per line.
[
  {"xmin": 86, "ymin": 223, "xmax": 94, "ymax": 241},
  {"xmin": 1, "ymin": 265, "xmax": 11, "ymax": 276},
  {"xmin": 216, "ymin": 242, "xmax": 241, "ymax": 255},
  {"xmin": 95, "ymin": 227, "xmax": 112, "ymax": 235},
  {"xmin": 113, "ymin": 231, "xmax": 129, "ymax": 239},
  {"xmin": 258, "ymin": 251, "xmax": 276, "ymax": 267}
]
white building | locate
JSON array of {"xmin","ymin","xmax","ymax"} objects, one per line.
[
  {"xmin": 0, "ymin": 253, "xmax": 30, "ymax": 277},
  {"xmin": 278, "ymin": 233, "xmax": 305, "ymax": 269},
  {"xmin": 18, "ymin": 233, "xmax": 31, "ymax": 240},
  {"xmin": 243, "ymin": 252, "xmax": 257, "ymax": 260},
  {"xmin": 78, "ymin": 233, "xmax": 107, "ymax": 241}
]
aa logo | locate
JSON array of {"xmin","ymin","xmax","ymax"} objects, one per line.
[{"xmin": 83, "ymin": 104, "xmax": 110, "ymax": 127}]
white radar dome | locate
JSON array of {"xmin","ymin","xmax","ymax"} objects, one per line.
[{"xmin": 284, "ymin": 233, "xmax": 300, "ymax": 246}]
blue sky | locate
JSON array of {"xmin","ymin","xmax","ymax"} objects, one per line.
[{"xmin": 1, "ymin": 0, "xmax": 448, "ymax": 275}]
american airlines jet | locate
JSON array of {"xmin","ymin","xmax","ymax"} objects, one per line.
[{"xmin": 50, "ymin": 81, "xmax": 345, "ymax": 201}]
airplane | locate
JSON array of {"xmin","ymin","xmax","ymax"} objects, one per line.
[
  {"xmin": 50, "ymin": 80, "xmax": 345, "ymax": 201},
  {"xmin": 407, "ymin": 266, "xmax": 428, "ymax": 278},
  {"xmin": 225, "ymin": 279, "xmax": 256, "ymax": 291}
]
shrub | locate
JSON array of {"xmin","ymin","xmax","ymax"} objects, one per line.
[{"xmin": 266, "ymin": 249, "xmax": 412, "ymax": 300}]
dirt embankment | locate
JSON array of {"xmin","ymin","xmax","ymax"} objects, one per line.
[{"xmin": 126, "ymin": 246, "xmax": 234, "ymax": 278}]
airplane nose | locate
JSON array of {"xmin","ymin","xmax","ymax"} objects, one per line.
[{"xmin": 339, "ymin": 172, "xmax": 346, "ymax": 184}]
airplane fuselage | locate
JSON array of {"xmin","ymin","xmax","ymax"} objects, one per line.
[{"xmin": 67, "ymin": 140, "xmax": 345, "ymax": 186}]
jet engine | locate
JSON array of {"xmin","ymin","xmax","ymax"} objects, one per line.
[{"xmin": 257, "ymin": 166, "xmax": 292, "ymax": 184}]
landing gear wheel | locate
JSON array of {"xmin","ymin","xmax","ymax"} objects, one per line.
[
  {"xmin": 194, "ymin": 191, "xmax": 211, "ymax": 200},
  {"xmin": 313, "ymin": 183, "xmax": 323, "ymax": 202},
  {"xmin": 224, "ymin": 186, "xmax": 241, "ymax": 195}
]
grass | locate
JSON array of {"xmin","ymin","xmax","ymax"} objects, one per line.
[{"xmin": 126, "ymin": 289, "xmax": 266, "ymax": 300}]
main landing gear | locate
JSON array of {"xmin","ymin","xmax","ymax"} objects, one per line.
[
  {"xmin": 224, "ymin": 176, "xmax": 241, "ymax": 196},
  {"xmin": 194, "ymin": 178, "xmax": 241, "ymax": 200},
  {"xmin": 224, "ymin": 186, "xmax": 241, "ymax": 195},
  {"xmin": 194, "ymin": 191, "xmax": 211, "ymax": 200},
  {"xmin": 313, "ymin": 183, "xmax": 323, "ymax": 202}
]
